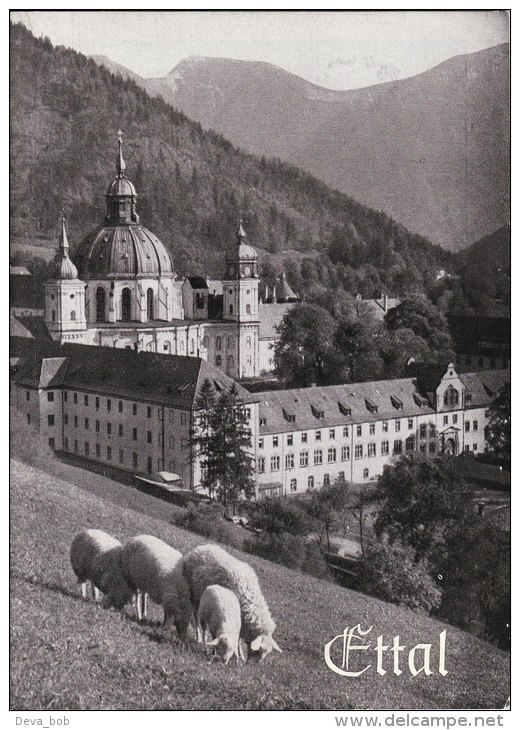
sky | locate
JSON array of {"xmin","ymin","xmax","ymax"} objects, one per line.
[{"xmin": 10, "ymin": 10, "xmax": 508, "ymax": 90}]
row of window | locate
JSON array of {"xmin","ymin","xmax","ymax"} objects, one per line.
[
  {"xmin": 38, "ymin": 390, "xmax": 188, "ymax": 424},
  {"xmin": 47, "ymin": 414, "xmax": 179, "ymax": 448},
  {"xmin": 59, "ymin": 437, "xmax": 177, "ymax": 473},
  {"xmin": 257, "ymin": 438, "xmax": 433, "ymax": 473},
  {"xmin": 259, "ymin": 422, "xmax": 438, "ymax": 449},
  {"xmin": 464, "ymin": 420, "xmax": 480, "ymax": 432},
  {"xmin": 287, "ymin": 470, "xmax": 373, "ymax": 491}
]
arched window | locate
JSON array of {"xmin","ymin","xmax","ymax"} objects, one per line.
[
  {"xmin": 246, "ymin": 304, "xmax": 251, "ymax": 314},
  {"xmin": 216, "ymin": 337, "xmax": 222, "ymax": 350},
  {"xmin": 216, "ymin": 355, "xmax": 222, "ymax": 367},
  {"xmin": 51, "ymin": 310, "xmax": 56, "ymax": 322},
  {"xmin": 229, "ymin": 304, "xmax": 233, "ymax": 314},
  {"xmin": 179, "ymin": 341, "xmax": 185, "ymax": 353},
  {"xmin": 363, "ymin": 469, "xmax": 369, "ymax": 479},
  {"xmin": 203, "ymin": 335, "xmax": 209, "ymax": 348},
  {"xmin": 308, "ymin": 476, "xmax": 314, "ymax": 489},
  {"xmin": 70, "ymin": 310, "xmax": 76, "ymax": 321},
  {"xmin": 190, "ymin": 338, "xmax": 195, "ymax": 354},
  {"xmin": 96, "ymin": 287, "xmax": 106, "ymax": 323},
  {"xmin": 246, "ymin": 355, "xmax": 252, "ymax": 366},
  {"xmin": 443, "ymin": 385, "xmax": 459, "ymax": 406},
  {"xmin": 121, "ymin": 287, "xmax": 132, "ymax": 322},
  {"xmin": 227, "ymin": 355, "xmax": 234, "ymax": 370},
  {"xmin": 196, "ymin": 293, "xmax": 205, "ymax": 310},
  {"xmin": 227, "ymin": 336, "xmax": 234, "ymax": 348},
  {"xmin": 246, "ymin": 336, "xmax": 251, "ymax": 349},
  {"xmin": 323, "ymin": 474, "xmax": 330, "ymax": 487},
  {"xmin": 147, "ymin": 288, "xmax": 154, "ymax": 321}
]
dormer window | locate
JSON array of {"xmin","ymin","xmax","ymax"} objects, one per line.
[
  {"xmin": 365, "ymin": 399, "xmax": 378, "ymax": 414},
  {"xmin": 443, "ymin": 385, "xmax": 459, "ymax": 406},
  {"xmin": 391, "ymin": 396, "xmax": 403, "ymax": 410},
  {"xmin": 338, "ymin": 401, "xmax": 351, "ymax": 417},
  {"xmin": 311, "ymin": 405, "xmax": 324, "ymax": 419},
  {"xmin": 283, "ymin": 409, "xmax": 296, "ymax": 423}
]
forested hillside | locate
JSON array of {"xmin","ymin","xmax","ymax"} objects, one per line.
[{"xmin": 10, "ymin": 22, "xmax": 452, "ymax": 298}]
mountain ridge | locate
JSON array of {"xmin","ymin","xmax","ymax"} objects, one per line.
[
  {"xmin": 11, "ymin": 21, "xmax": 452, "ymax": 302},
  {"xmin": 92, "ymin": 43, "xmax": 509, "ymax": 250}
]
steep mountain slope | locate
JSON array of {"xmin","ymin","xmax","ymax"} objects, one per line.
[
  {"xmin": 98, "ymin": 47, "xmax": 509, "ymax": 250},
  {"xmin": 10, "ymin": 22, "xmax": 450, "ymax": 294}
]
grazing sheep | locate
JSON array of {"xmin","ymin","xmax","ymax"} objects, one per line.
[
  {"xmin": 179, "ymin": 544, "xmax": 282, "ymax": 660},
  {"xmin": 198, "ymin": 585, "xmax": 245, "ymax": 665},
  {"xmin": 92, "ymin": 544, "xmax": 134, "ymax": 610},
  {"xmin": 70, "ymin": 529, "xmax": 121, "ymax": 601},
  {"xmin": 121, "ymin": 534, "xmax": 182, "ymax": 621}
]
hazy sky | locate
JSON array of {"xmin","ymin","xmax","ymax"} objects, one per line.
[{"xmin": 11, "ymin": 10, "xmax": 509, "ymax": 90}]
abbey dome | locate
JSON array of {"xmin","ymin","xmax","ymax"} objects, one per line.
[
  {"xmin": 75, "ymin": 224, "xmax": 173, "ymax": 278},
  {"xmin": 75, "ymin": 130, "xmax": 174, "ymax": 279}
]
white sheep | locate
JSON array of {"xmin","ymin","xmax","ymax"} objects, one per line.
[
  {"xmin": 70, "ymin": 529, "xmax": 120, "ymax": 601},
  {"xmin": 121, "ymin": 534, "xmax": 182, "ymax": 621},
  {"xmin": 178, "ymin": 544, "xmax": 282, "ymax": 660},
  {"xmin": 197, "ymin": 585, "xmax": 245, "ymax": 664}
]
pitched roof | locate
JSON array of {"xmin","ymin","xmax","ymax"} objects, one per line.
[
  {"xmin": 257, "ymin": 377, "xmax": 436, "ymax": 434},
  {"xmin": 355, "ymin": 297, "xmax": 401, "ymax": 322},
  {"xmin": 14, "ymin": 341, "xmax": 254, "ymax": 409},
  {"xmin": 14, "ymin": 316, "xmax": 52, "ymax": 340},
  {"xmin": 258, "ymin": 302, "xmax": 296, "ymax": 339},
  {"xmin": 256, "ymin": 370, "xmax": 508, "ymax": 434},
  {"xmin": 186, "ymin": 276, "xmax": 209, "ymax": 290},
  {"xmin": 459, "ymin": 370, "xmax": 510, "ymax": 408},
  {"xmin": 10, "ymin": 315, "xmax": 34, "ymax": 339}
]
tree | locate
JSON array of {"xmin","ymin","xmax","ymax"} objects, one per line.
[
  {"xmin": 485, "ymin": 382, "xmax": 510, "ymax": 459},
  {"xmin": 356, "ymin": 536, "xmax": 442, "ymax": 614},
  {"xmin": 334, "ymin": 317, "xmax": 384, "ymax": 382},
  {"xmin": 373, "ymin": 454, "xmax": 470, "ymax": 566},
  {"xmin": 385, "ymin": 296, "xmax": 454, "ymax": 357},
  {"xmin": 193, "ymin": 383, "xmax": 255, "ymax": 513},
  {"xmin": 248, "ymin": 496, "xmax": 315, "ymax": 536},
  {"xmin": 438, "ymin": 517, "xmax": 510, "ymax": 648},
  {"xmin": 273, "ymin": 303, "xmax": 340, "ymax": 387},
  {"xmin": 306, "ymin": 479, "xmax": 351, "ymax": 551}
]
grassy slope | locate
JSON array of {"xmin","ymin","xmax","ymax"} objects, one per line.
[{"xmin": 10, "ymin": 459, "xmax": 509, "ymax": 710}]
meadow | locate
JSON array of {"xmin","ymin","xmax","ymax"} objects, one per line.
[{"xmin": 10, "ymin": 459, "xmax": 509, "ymax": 710}]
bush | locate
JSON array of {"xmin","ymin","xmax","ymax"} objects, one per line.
[
  {"xmin": 171, "ymin": 502, "xmax": 244, "ymax": 549},
  {"xmin": 356, "ymin": 535, "xmax": 442, "ymax": 614},
  {"xmin": 244, "ymin": 532, "xmax": 332, "ymax": 580}
]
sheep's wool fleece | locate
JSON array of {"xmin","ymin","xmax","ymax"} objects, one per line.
[
  {"xmin": 93, "ymin": 545, "xmax": 134, "ymax": 609},
  {"xmin": 70, "ymin": 529, "xmax": 121, "ymax": 583},
  {"xmin": 121, "ymin": 535, "xmax": 182, "ymax": 604},
  {"xmin": 198, "ymin": 585, "xmax": 241, "ymax": 638},
  {"xmin": 181, "ymin": 544, "xmax": 275, "ymax": 643}
]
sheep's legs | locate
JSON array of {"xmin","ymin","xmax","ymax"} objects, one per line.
[
  {"xmin": 143, "ymin": 592, "xmax": 148, "ymax": 619},
  {"xmin": 80, "ymin": 581, "xmax": 88, "ymax": 599},
  {"xmin": 93, "ymin": 585, "xmax": 102, "ymax": 602},
  {"xmin": 136, "ymin": 590, "xmax": 143, "ymax": 620}
]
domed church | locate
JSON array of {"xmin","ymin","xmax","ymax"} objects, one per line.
[{"xmin": 44, "ymin": 133, "xmax": 295, "ymax": 379}]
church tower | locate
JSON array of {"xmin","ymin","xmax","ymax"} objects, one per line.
[
  {"xmin": 44, "ymin": 217, "xmax": 88, "ymax": 343},
  {"xmin": 223, "ymin": 221, "xmax": 259, "ymax": 378}
]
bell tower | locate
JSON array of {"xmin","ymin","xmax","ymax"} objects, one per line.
[
  {"xmin": 44, "ymin": 217, "xmax": 88, "ymax": 343},
  {"xmin": 223, "ymin": 221, "xmax": 259, "ymax": 378}
]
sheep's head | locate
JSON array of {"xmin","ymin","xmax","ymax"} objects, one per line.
[
  {"xmin": 207, "ymin": 635, "xmax": 239, "ymax": 665},
  {"xmin": 249, "ymin": 634, "xmax": 282, "ymax": 661}
]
